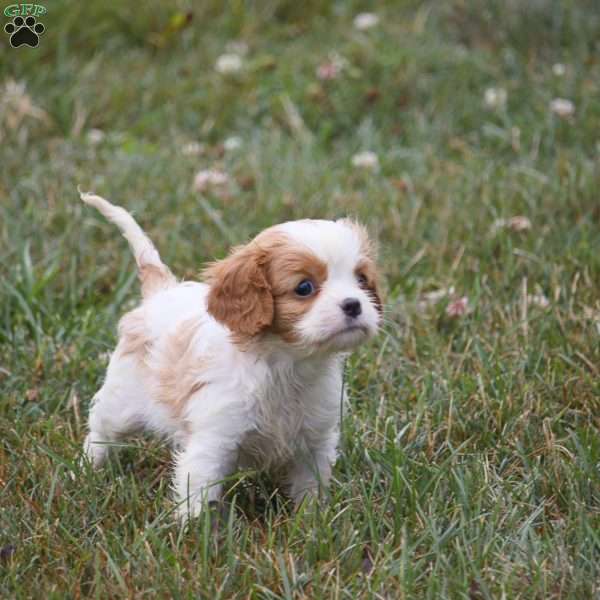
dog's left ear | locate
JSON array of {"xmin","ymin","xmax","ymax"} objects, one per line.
[{"xmin": 204, "ymin": 244, "xmax": 274, "ymax": 338}]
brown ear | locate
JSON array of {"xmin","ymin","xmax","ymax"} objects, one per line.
[
  {"xmin": 361, "ymin": 260, "xmax": 383, "ymax": 315},
  {"xmin": 204, "ymin": 244, "xmax": 274, "ymax": 337},
  {"xmin": 370, "ymin": 279, "xmax": 383, "ymax": 315}
]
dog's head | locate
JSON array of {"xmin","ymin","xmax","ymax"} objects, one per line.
[{"xmin": 204, "ymin": 219, "xmax": 382, "ymax": 354}]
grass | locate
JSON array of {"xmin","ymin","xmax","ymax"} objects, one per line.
[{"xmin": 1, "ymin": 0, "xmax": 600, "ymax": 597}]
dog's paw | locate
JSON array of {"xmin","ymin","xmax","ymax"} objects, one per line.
[
  {"xmin": 82, "ymin": 433, "xmax": 109, "ymax": 468},
  {"xmin": 175, "ymin": 498, "xmax": 227, "ymax": 531}
]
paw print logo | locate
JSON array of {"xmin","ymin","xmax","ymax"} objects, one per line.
[{"xmin": 4, "ymin": 15, "xmax": 45, "ymax": 48}]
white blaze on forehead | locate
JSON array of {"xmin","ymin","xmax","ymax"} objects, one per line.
[{"xmin": 274, "ymin": 220, "xmax": 363, "ymax": 272}]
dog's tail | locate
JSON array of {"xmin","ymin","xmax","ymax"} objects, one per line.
[{"xmin": 80, "ymin": 189, "xmax": 176, "ymax": 298}]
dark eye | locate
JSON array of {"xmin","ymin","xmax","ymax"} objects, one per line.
[
  {"xmin": 295, "ymin": 279, "xmax": 315, "ymax": 297},
  {"xmin": 357, "ymin": 273, "xmax": 368, "ymax": 287}
]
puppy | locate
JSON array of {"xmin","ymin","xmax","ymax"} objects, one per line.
[{"xmin": 80, "ymin": 191, "xmax": 381, "ymax": 520}]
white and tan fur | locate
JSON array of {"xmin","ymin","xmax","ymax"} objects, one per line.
[{"xmin": 80, "ymin": 191, "xmax": 381, "ymax": 520}]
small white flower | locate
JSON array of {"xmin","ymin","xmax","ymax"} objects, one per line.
[
  {"xmin": 351, "ymin": 151, "xmax": 379, "ymax": 170},
  {"xmin": 181, "ymin": 141, "xmax": 205, "ymax": 156},
  {"xmin": 193, "ymin": 169, "xmax": 230, "ymax": 192},
  {"xmin": 528, "ymin": 294, "xmax": 550, "ymax": 309},
  {"xmin": 87, "ymin": 129, "xmax": 105, "ymax": 145},
  {"xmin": 225, "ymin": 40, "xmax": 249, "ymax": 56},
  {"xmin": 484, "ymin": 87, "xmax": 507, "ymax": 109},
  {"xmin": 417, "ymin": 287, "xmax": 455, "ymax": 312},
  {"xmin": 550, "ymin": 98, "xmax": 575, "ymax": 118},
  {"xmin": 508, "ymin": 216, "xmax": 532, "ymax": 231},
  {"xmin": 354, "ymin": 12, "xmax": 380, "ymax": 30},
  {"xmin": 317, "ymin": 61, "xmax": 340, "ymax": 81},
  {"xmin": 223, "ymin": 136, "xmax": 243, "ymax": 152},
  {"xmin": 215, "ymin": 53, "xmax": 243, "ymax": 74},
  {"xmin": 316, "ymin": 52, "xmax": 348, "ymax": 81},
  {"xmin": 552, "ymin": 63, "xmax": 566, "ymax": 76},
  {"xmin": 423, "ymin": 287, "xmax": 455, "ymax": 304},
  {"xmin": 491, "ymin": 215, "xmax": 532, "ymax": 233},
  {"xmin": 446, "ymin": 296, "xmax": 470, "ymax": 318}
]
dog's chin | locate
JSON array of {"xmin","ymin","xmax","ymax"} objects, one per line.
[{"xmin": 317, "ymin": 324, "xmax": 371, "ymax": 352}]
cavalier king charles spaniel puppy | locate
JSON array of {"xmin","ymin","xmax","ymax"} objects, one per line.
[{"xmin": 80, "ymin": 191, "xmax": 381, "ymax": 520}]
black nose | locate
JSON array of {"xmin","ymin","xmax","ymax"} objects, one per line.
[{"xmin": 341, "ymin": 298, "xmax": 362, "ymax": 318}]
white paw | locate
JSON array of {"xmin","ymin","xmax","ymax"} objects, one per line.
[{"xmin": 83, "ymin": 433, "xmax": 108, "ymax": 468}]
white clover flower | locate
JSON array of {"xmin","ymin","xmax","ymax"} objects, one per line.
[
  {"xmin": 215, "ymin": 53, "xmax": 243, "ymax": 74},
  {"xmin": 316, "ymin": 52, "xmax": 348, "ymax": 81},
  {"xmin": 446, "ymin": 296, "xmax": 470, "ymax": 318},
  {"xmin": 181, "ymin": 141, "xmax": 205, "ymax": 156},
  {"xmin": 351, "ymin": 151, "xmax": 379, "ymax": 170},
  {"xmin": 491, "ymin": 215, "xmax": 532, "ymax": 233},
  {"xmin": 550, "ymin": 98, "xmax": 575, "ymax": 118},
  {"xmin": 223, "ymin": 136, "xmax": 243, "ymax": 152},
  {"xmin": 317, "ymin": 61, "xmax": 341, "ymax": 81},
  {"xmin": 193, "ymin": 169, "xmax": 230, "ymax": 192},
  {"xmin": 87, "ymin": 129, "xmax": 105, "ymax": 145},
  {"xmin": 528, "ymin": 294, "xmax": 550, "ymax": 309},
  {"xmin": 552, "ymin": 63, "xmax": 566, "ymax": 76},
  {"xmin": 417, "ymin": 287, "xmax": 455, "ymax": 311},
  {"xmin": 484, "ymin": 87, "xmax": 507, "ymax": 109},
  {"xmin": 354, "ymin": 13, "xmax": 380, "ymax": 30},
  {"xmin": 424, "ymin": 287, "xmax": 454, "ymax": 304},
  {"xmin": 507, "ymin": 216, "xmax": 532, "ymax": 231}
]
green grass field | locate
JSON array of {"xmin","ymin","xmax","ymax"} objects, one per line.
[{"xmin": 2, "ymin": 1, "xmax": 600, "ymax": 597}]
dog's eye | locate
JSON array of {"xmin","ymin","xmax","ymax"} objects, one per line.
[
  {"xmin": 295, "ymin": 279, "xmax": 315, "ymax": 297},
  {"xmin": 356, "ymin": 273, "xmax": 368, "ymax": 287}
]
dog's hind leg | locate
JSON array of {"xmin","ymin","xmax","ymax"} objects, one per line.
[{"xmin": 83, "ymin": 352, "xmax": 152, "ymax": 467}]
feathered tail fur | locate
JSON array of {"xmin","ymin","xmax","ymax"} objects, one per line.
[{"xmin": 80, "ymin": 190, "xmax": 176, "ymax": 298}]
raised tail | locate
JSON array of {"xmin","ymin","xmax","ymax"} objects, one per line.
[{"xmin": 80, "ymin": 190, "xmax": 176, "ymax": 298}]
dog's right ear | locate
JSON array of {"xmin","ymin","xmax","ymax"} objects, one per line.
[{"xmin": 204, "ymin": 243, "xmax": 274, "ymax": 338}]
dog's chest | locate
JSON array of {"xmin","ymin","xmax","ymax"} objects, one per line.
[{"xmin": 239, "ymin": 366, "xmax": 314, "ymax": 466}]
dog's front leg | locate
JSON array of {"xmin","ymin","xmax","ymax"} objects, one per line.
[
  {"xmin": 173, "ymin": 401, "xmax": 248, "ymax": 523},
  {"xmin": 286, "ymin": 434, "xmax": 338, "ymax": 507},
  {"xmin": 287, "ymin": 367, "xmax": 342, "ymax": 507}
]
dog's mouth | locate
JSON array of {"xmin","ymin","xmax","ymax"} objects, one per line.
[{"xmin": 319, "ymin": 324, "xmax": 369, "ymax": 348}]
